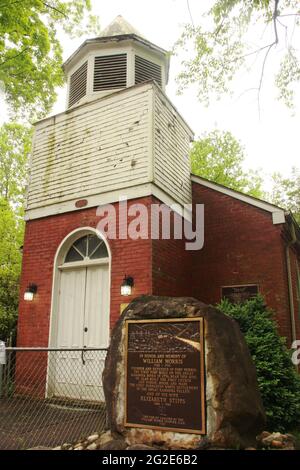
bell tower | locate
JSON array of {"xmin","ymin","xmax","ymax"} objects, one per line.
[
  {"xmin": 18, "ymin": 16, "xmax": 194, "ymax": 357},
  {"xmin": 64, "ymin": 15, "xmax": 170, "ymax": 108},
  {"xmin": 25, "ymin": 16, "xmax": 193, "ymax": 221}
]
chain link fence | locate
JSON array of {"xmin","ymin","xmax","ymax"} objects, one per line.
[{"xmin": 0, "ymin": 347, "xmax": 107, "ymax": 450}]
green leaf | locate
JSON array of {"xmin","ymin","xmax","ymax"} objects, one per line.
[
  {"xmin": 219, "ymin": 295, "xmax": 300, "ymax": 431},
  {"xmin": 191, "ymin": 129, "xmax": 264, "ymax": 197},
  {"xmin": 175, "ymin": 0, "xmax": 300, "ymax": 108},
  {"xmin": 0, "ymin": 0, "xmax": 98, "ymax": 120}
]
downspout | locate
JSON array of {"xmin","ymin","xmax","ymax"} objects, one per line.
[{"xmin": 285, "ymin": 220, "xmax": 297, "ymax": 344}]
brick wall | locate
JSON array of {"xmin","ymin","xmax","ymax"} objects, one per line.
[
  {"xmin": 17, "ymin": 194, "xmax": 197, "ymax": 350},
  {"xmin": 151, "ymin": 197, "xmax": 192, "ymax": 297},
  {"xmin": 191, "ymin": 181, "xmax": 298, "ymax": 344},
  {"xmin": 17, "ymin": 186, "xmax": 300, "ymax": 352},
  {"xmin": 17, "ymin": 196, "xmax": 154, "ymax": 347}
]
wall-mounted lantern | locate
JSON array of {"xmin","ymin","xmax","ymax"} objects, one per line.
[
  {"xmin": 121, "ymin": 275, "xmax": 134, "ymax": 296},
  {"xmin": 24, "ymin": 283, "xmax": 38, "ymax": 301}
]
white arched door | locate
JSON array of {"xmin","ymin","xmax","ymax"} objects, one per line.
[{"xmin": 51, "ymin": 233, "xmax": 110, "ymax": 401}]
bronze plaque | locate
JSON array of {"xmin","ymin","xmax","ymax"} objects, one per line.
[
  {"xmin": 222, "ymin": 284, "xmax": 259, "ymax": 304},
  {"xmin": 125, "ymin": 318, "xmax": 205, "ymax": 434}
]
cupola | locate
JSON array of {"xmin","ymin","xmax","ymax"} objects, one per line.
[{"xmin": 63, "ymin": 15, "xmax": 170, "ymax": 109}]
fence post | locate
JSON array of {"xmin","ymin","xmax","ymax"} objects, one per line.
[{"xmin": 0, "ymin": 341, "xmax": 6, "ymax": 398}]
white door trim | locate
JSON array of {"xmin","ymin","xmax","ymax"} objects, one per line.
[
  {"xmin": 58, "ymin": 257, "xmax": 109, "ymax": 270},
  {"xmin": 46, "ymin": 227, "xmax": 111, "ymax": 398}
]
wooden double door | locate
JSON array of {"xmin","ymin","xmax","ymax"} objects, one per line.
[{"xmin": 52, "ymin": 264, "xmax": 109, "ymax": 401}]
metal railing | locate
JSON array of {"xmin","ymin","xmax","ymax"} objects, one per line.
[{"xmin": 0, "ymin": 347, "xmax": 108, "ymax": 450}]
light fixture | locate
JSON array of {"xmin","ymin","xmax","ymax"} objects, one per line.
[
  {"xmin": 24, "ymin": 283, "xmax": 37, "ymax": 301},
  {"xmin": 121, "ymin": 275, "xmax": 134, "ymax": 296}
]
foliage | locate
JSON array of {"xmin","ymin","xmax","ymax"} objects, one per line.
[
  {"xmin": 191, "ymin": 130, "xmax": 264, "ymax": 197},
  {"xmin": 219, "ymin": 295, "xmax": 300, "ymax": 431},
  {"xmin": 0, "ymin": 123, "xmax": 32, "ymax": 205},
  {"xmin": 0, "ymin": 199, "xmax": 24, "ymax": 344},
  {"xmin": 175, "ymin": 0, "xmax": 300, "ymax": 108},
  {"xmin": 0, "ymin": 0, "xmax": 100, "ymax": 120},
  {"xmin": 270, "ymin": 167, "xmax": 300, "ymax": 223},
  {"xmin": 0, "ymin": 123, "xmax": 31, "ymax": 343}
]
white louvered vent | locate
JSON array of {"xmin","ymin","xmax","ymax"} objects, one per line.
[
  {"xmin": 135, "ymin": 55, "xmax": 162, "ymax": 87},
  {"xmin": 93, "ymin": 54, "xmax": 127, "ymax": 91},
  {"xmin": 68, "ymin": 61, "xmax": 88, "ymax": 107}
]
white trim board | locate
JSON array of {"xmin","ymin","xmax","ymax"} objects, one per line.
[
  {"xmin": 191, "ymin": 175, "xmax": 286, "ymax": 225},
  {"xmin": 24, "ymin": 182, "xmax": 192, "ymax": 222}
]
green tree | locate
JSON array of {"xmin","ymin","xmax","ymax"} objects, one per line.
[
  {"xmin": 191, "ymin": 130, "xmax": 264, "ymax": 197},
  {"xmin": 0, "ymin": 199, "xmax": 23, "ymax": 343},
  {"xmin": 0, "ymin": 0, "xmax": 100, "ymax": 120},
  {"xmin": 176, "ymin": 0, "xmax": 300, "ymax": 109},
  {"xmin": 0, "ymin": 123, "xmax": 31, "ymax": 343},
  {"xmin": 270, "ymin": 167, "xmax": 300, "ymax": 223},
  {"xmin": 0, "ymin": 123, "xmax": 32, "ymax": 205},
  {"xmin": 219, "ymin": 295, "xmax": 300, "ymax": 431}
]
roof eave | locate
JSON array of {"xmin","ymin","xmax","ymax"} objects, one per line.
[
  {"xmin": 62, "ymin": 34, "xmax": 169, "ymax": 74},
  {"xmin": 191, "ymin": 174, "xmax": 286, "ymax": 225}
]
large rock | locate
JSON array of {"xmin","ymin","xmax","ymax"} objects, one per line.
[{"xmin": 103, "ymin": 296, "xmax": 266, "ymax": 449}]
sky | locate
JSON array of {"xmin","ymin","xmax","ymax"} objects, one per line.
[
  {"xmin": 2, "ymin": 0, "xmax": 300, "ymax": 189},
  {"xmin": 55, "ymin": 0, "xmax": 300, "ymax": 187}
]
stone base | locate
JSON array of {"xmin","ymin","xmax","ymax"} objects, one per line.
[{"xmin": 50, "ymin": 430, "xmax": 296, "ymax": 450}]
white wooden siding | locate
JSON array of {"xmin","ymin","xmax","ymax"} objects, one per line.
[
  {"xmin": 153, "ymin": 86, "xmax": 193, "ymax": 206},
  {"xmin": 27, "ymin": 84, "xmax": 152, "ymax": 210},
  {"xmin": 26, "ymin": 82, "xmax": 194, "ymax": 215}
]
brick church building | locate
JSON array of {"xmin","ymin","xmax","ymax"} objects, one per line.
[{"xmin": 17, "ymin": 17, "xmax": 300, "ymax": 397}]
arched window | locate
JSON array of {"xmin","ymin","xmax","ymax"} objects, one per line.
[{"xmin": 65, "ymin": 234, "xmax": 108, "ymax": 263}]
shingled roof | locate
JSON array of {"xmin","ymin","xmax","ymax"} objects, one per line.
[{"xmin": 100, "ymin": 15, "xmax": 144, "ymax": 38}]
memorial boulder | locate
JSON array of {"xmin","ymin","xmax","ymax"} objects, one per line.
[{"xmin": 103, "ymin": 296, "xmax": 266, "ymax": 449}]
